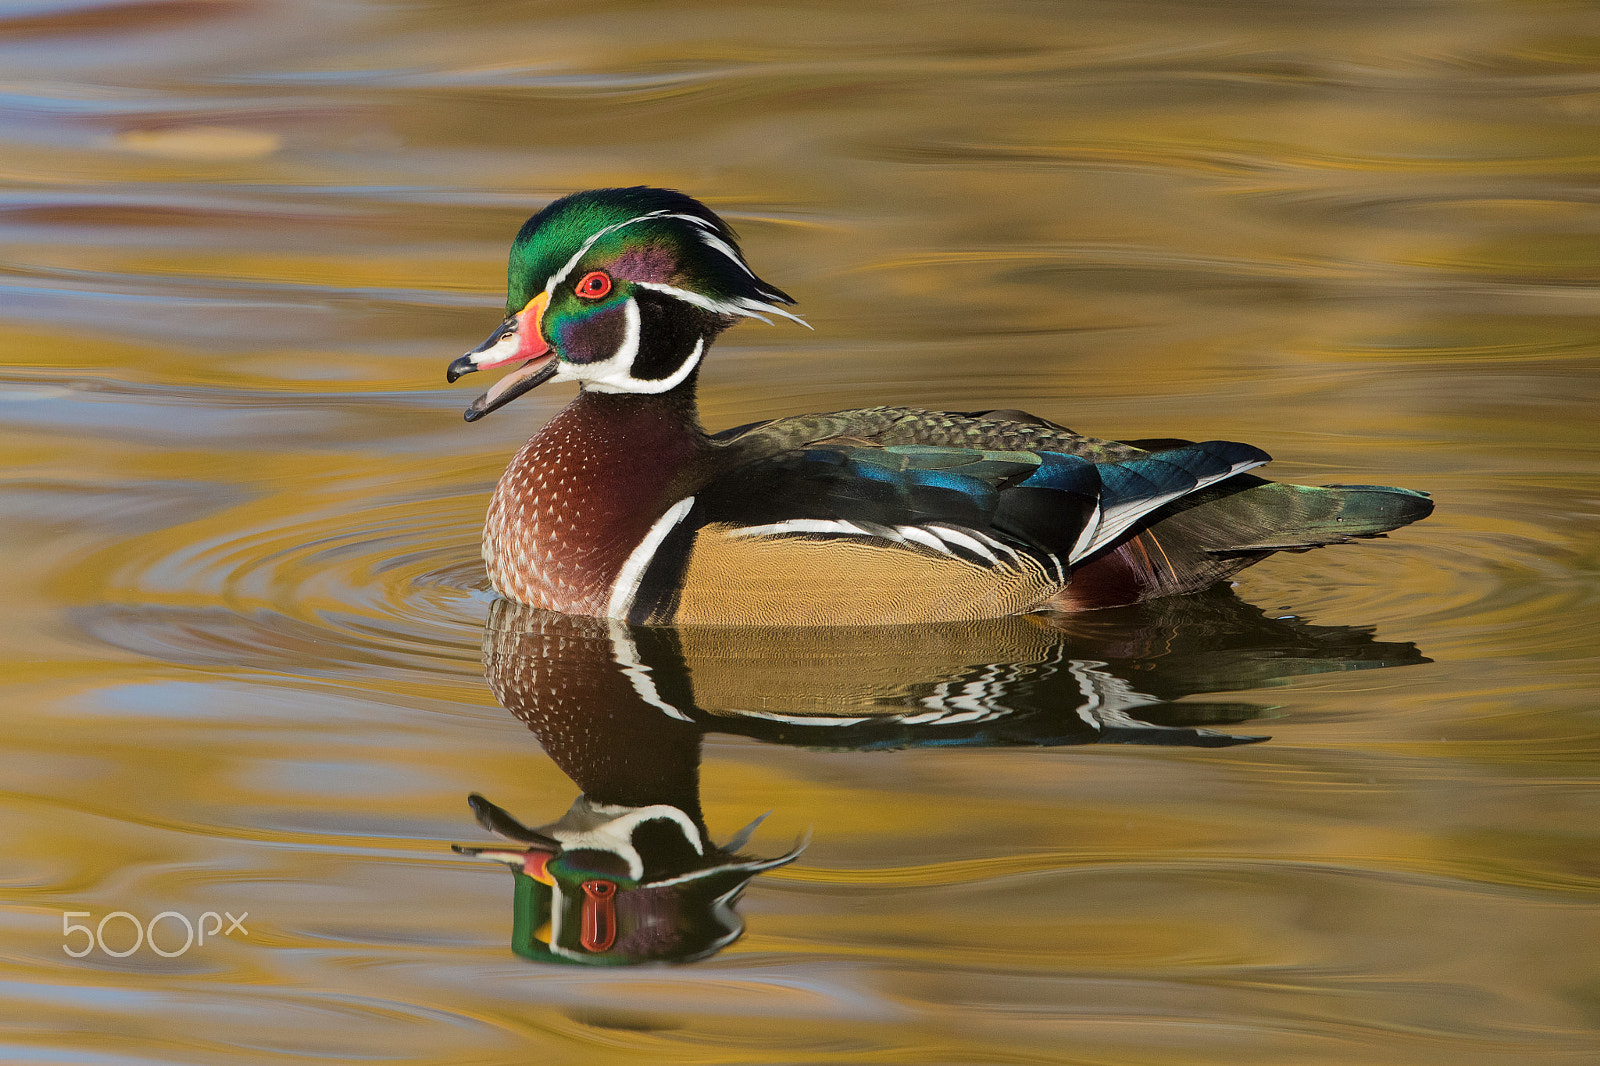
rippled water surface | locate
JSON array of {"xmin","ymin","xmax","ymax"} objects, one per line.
[{"xmin": 4, "ymin": 0, "xmax": 1599, "ymax": 1062}]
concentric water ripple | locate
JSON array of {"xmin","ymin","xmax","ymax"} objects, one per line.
[{"xmin": 76, "ymin": 470, "xmax": 493, "ymax": 680}]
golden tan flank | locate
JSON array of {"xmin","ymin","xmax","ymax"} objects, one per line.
[{"xmin": 663, "ymin": 524, "xmax": 1060, "ymax": 626}]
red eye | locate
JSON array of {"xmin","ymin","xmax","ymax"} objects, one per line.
[{"xmin": 575, "ymin": 271, "xmax": 611, "ymax": 299}]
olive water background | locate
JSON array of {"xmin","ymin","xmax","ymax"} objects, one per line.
[{"xmin": 3, "ymin": 0, "xmax": 1598, "ymax": 1062}]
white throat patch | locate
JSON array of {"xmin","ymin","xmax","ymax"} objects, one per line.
[{"xmin": 551, "ymin": 296, "xmax": 706, "ymax": 394}]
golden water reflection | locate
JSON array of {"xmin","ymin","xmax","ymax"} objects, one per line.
[
  {"xmin": 3, "ymin": 0, "xmax": 1599, "ymax": 1062},
  {"xmin": 457, "ymin": 594, "xmax": 1428, "ymax": 964}
]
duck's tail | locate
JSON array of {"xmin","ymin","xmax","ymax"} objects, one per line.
[{"xmin": 1053, "ymin": 475, "xmax": 1434, "ymax": 609}]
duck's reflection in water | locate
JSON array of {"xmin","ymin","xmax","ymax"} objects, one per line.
[{"xmin": 455, "ymin": 590, "xmax": 1428, "ymax": 964}]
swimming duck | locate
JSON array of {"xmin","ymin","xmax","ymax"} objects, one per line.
[{"xmin": 447, "ymin": 187, "xmax": 1432, "ymax": 626}]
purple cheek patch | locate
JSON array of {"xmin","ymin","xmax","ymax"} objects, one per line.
[{"xmin": 558, "ymin": 303, "xmax": 627, "ymax": 364}]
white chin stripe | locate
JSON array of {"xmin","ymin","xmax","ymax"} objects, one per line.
[
  {"xmin": 556, "ymin": 297, "xmax": 706, "ymax": 395},
  {"xmin": 546, "ymin": 804, "xmax": 708, "ymax": 882}
]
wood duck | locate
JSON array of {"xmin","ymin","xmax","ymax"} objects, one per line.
[{"xmin": 447, "ymin": 187, "xmax": 1434, "ymax": 626}]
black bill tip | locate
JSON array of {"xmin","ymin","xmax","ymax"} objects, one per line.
[{"xmin": 446, "ymin": 354, "xmax": 477, "ymax": 384}]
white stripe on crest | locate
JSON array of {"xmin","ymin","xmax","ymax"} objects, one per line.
[
  {"xmin": 634, "ymin": 281, "xmax": 810, "ymax": 329},
  {"xmin": 545, "ymin": 210, "xmax": 671, "ymax": 295}
]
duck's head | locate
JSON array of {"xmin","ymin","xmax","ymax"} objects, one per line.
[
  {"xmin": 453, "ymin": 793, "xmax": 803, "ymax": 965},
  {"xmin": 447, "ymin": 187, "xmax": 802, "ymax": 421}
]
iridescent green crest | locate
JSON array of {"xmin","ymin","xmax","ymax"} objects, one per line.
[{"xmin": 504, "ymin": 186, "xmax": 793, "ymax": 316}]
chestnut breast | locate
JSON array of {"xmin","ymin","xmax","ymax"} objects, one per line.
[{"xmin": 483, "ymin": 391, "xmax": 706, "ymax": 615}]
